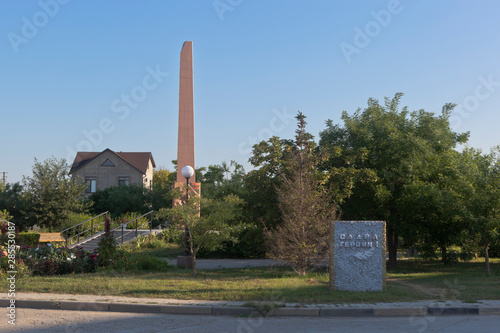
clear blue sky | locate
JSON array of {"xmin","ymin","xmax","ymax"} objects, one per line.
[{"xmin": 1, "ymin": 0, "xmax": 499, "ymax": 184}]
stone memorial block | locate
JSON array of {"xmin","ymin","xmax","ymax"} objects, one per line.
[{"xmin": 333, "ymin": 221, "xmax": 386, "ymax": 292}]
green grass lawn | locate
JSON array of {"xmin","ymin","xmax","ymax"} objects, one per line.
[
  {"xmin": 7, "ymin": 259, "xmax": 500, "ymax": 304},
  {"xmin": 387, "ymin": 259, "xmax": 500, "ymax": 301}
]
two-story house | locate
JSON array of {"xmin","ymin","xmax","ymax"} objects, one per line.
[{"xmin": 70, "ymin": 148, "xmax": 155, "ymax": 197}]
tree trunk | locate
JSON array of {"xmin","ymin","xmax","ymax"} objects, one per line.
[
  {"xmin": 485, "ymin": 244, "xmax": 490, "ymax": 277},
  {"xmin": 441, "ymin": 246, "xmax": 447, "ymax": 263},
  {"xmin": 387, "ymin": 225, "xmax": 398, "ymax": 268},
  {"xmin": 192, "ymin": 255, "xmax": 197, "ymax": 278}
]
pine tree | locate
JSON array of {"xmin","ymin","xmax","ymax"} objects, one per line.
[{"xmin": 265, "ymin": 112, "xmax": 337, "ymax": 276}]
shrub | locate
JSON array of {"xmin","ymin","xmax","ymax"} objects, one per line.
[
  {"xmin": 419, "ymin": 243, "xmax": 438, "ymax": 261},
  {"xmin": 120, "ymin": 232, "xmax": 174, "ymax": 253},
  {"xmin": 157, "ymin": 227, "xmax": 183, "ymax": 244},
  {"xmin": 133, "ymin": 253, "xmax": 170, "ymax": 271},
  {"xmin": 489, "ymin": 243, "xmax": 500, "ymax": 258},
  {"xmin": 459, "ymin": 249, "xmax": 474, "ymax": 262},
  {"xmin": 95, "ymin": 215, "xmax": 117, "ymax": 267},
  {"xmin": 139, "ymin": 235, "xmax": 165, "ymax": 249},
  {"xmin": 96, "ymin": 232, "xmax": 117, "ymax": 267},
  {"xmin": 61, "ymin": 213, "xmax": 94, "ymax": 231},
  {"xmin": 0, "ymin": 220, "xmax": 9, "ymax": 246},
  {"xmin": 18, "ymin": 245, "xmax": 96, "ymax": 276},
  {"xmin": 444, "ymin": 250, "xmax": 460, "ymax": 264},
  {"xmin": 0, "ymin": 247, "xmax": 9, "ymax": 271},
  {"xmin": 119, "ymin": 212, "xmax": 150, "ymax": 230},
  {"xmin": 16, "ymin": 233, "xmax": 40, "ymax": 246},
  {"xmin": 0, "ymin": 245, "xmax": 29, "ymax": 277},
  {"xmin": 101, "ymin": 251, "xmax": 171, "ymax": 272},
  {"xmin": 198, "ymin": 225, "xmax": 266, "ymax": 259}
]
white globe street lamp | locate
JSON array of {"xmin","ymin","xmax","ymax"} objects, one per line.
[
  {"xmin": 181, "ymin": 165, "xmax": 195, "ymax": 180},
  {"xmin": 181, "ymin": 165, "xmax": 194, "ymax": 204},
  {"xmin": 181, "ymin": 165, "xmax": 194, "ymax": 257}
]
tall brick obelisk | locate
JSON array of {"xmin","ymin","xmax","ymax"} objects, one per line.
[
  {"xmin": 175, "ymin": 41, "xmax": 200, "ymax": 268},
  {"xmin": 176, "ymin": 41, "xmax": 196, "ymax": 184}
]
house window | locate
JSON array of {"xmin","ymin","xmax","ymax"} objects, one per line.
[
  {"xmin": 85, "ymin": 178, "xmax": 96, "ymax": 193},
  {"xmin": 118, "ymin": 177, "xmax": 130, "ymax": 186}
]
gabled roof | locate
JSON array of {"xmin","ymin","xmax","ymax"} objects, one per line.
[{"xmin": 70, "ymin": 148, "xmax": 156, "ymax": 174}]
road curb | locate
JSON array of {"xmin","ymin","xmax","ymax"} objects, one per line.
[
  {"xmin": 270, "ymin": 307, "xmax": 320, "ymax": 317},
  {"xmin": 60, "ymin": 301, "xmax": 110, "ymax": 311},
  {"xmin": 212, "ymin": 306, "xmax": 256, "ymax": 316},
  {"xmin": 479, "ymin": 307, "xmax": 500, "ymax": 315},
  {"xmin": 373, "ymin": 307, "xmax": 427, "ymax": 316},
  {"xmin": 160, "ymin": 305, "xmax": 212, "ymax": 315},
  {"xmin": 109, "ymin": 303, "xmax": 161, "ymax": 313},
  {"xmin": 16, "ymin": 300, "xmax": 60, "ymax": 310},
  {"xmin": 427, "ymin": 307, "xmax": 479, "ymax": 315},
  {"xmin": 320, "ymin": 308, "xmax": 373, "ymax": 317},
  {"xmin": 5, "ymin": 299, "xmax": 499, "ymax": 317}
]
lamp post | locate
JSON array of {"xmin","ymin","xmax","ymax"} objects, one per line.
[{"xmin": 181, "ymin": 165, "xmax": 194, "ymax": 256}]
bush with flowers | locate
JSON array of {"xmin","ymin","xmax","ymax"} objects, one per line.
[
  {"xmin": 0, "ymin": 245, "xmax": 10, "ymax": 271},
  {"xmin": 0, "ymin": 219, "xmax": 11, "ymax": 246},
  {"xmin": 0, "ymin": 214, "xmax": 172, "ymax": 276},
  {"xmin": 0, "ymin": 245, "xmax": 29, "ymax": 278},
  {"xmin": 18, "ymin": 244, "xmax": 96, "ymax": 276}
]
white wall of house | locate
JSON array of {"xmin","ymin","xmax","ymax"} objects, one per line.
[{"xmin": 142, "ymin": 158, "xmax": 155, "ymax": 189}]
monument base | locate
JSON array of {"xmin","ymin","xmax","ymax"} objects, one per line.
[
  {"xmin": 331, "ymin": 221, "xmax": 386, "ymax": 292},
  {"xmin": 177, "ymin": 255, "xmax": 193, "ymax": 268}
]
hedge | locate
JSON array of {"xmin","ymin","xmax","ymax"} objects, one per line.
[{"xmin": 16, "ymin": 233, "xmax": 41, "ymax": 246}]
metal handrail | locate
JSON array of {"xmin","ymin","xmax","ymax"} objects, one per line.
[
  {"xmin": 62, "ymin": 212, "xmax": 109, "ymax": 247},
  {"xmin": 111, "ymin": 210, "xmax": 155, "ymax": 244},
  {"xmin": 110, "ymin": 210, "xmax": 153, "ymax": 231}
]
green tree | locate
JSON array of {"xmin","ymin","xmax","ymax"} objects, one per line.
[
  {"xmin": 462, "ymin": 147, "xmax": 500, "ymax": 275},
  {"xmin": 160, "ymin": 193, "xmax": 244, "ymax": 277},
  {"xmin": 88, "ymin": 184, "xmax": 148, "ymax": 217},
  {"xmin": 202, "ymin": 161, "xmax": 246, "ymax": 199},
  {"xmin": 244, "ymin": 113, "xmax": 365, "ymax": 259},
  {"xmin": 148, "ymin": 168, "xmax": 175, "ymax": 210},
  {"xmin": 22, "ymin": 157, "xmax": 88, "ymax": 231},
  {"xmin": 153, "ymin": 168, "xmax": 175, "ymax": 190},
  {"xmin": 245, "ymin": 136, "xmax": 295, "ymax": 230},
  {"xmin": 396, "ymin": 145, "xmax": 484, "ymax": 263},
  {"xmin": 265, "ymin": 112, "xmax": 337, "ymax": 275},
  {"xmin": 0, "ymin": 182, "xmax": 27, "ymax": 229},
  {"xmin": 319, "ymin": 93, "xmax": 469, "ymax": 267}
]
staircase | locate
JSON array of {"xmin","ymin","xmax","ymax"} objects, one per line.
[
  {"xmin": 61, "ymin": 211, "xmax": 161, "ymax": 252},
  {"xmin": 75, "ymin": 228, "xmax": 161, "ymax": 252}
]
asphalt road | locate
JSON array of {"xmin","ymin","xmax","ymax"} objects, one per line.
[{"xmin": 2, "ymin": 309, "xmax": 500, "ymax": 333}]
